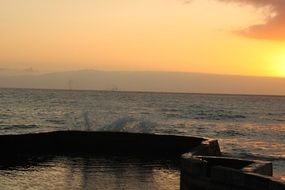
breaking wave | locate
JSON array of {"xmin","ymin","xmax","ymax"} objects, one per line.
[
  {"xmin": 66, "ymin": 111, "xmax": 157, "ymax": 133},
  {"xmin": 97, "ymin": 116, "xmax": 156, "ymax": 133}
]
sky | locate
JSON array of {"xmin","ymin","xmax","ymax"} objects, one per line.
[{"xmin": 0, "ymin": 0, "xmax": 285, "ymax": 77}]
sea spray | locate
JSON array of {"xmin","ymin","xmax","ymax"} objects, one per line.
[
  {"xmin": 97, "ymin": 116, "xmax": 156, "ymax": 133},
  {"xmin": 82, "ymin": 112, "xmax": 91, "ymax": 131},
  {"xmin": 66, "ymin": 112, "xmax": 157, "ymax": 133},
  {"xmin": 65, "ymin": 111, "xmax": 94, "ymax": 131}
]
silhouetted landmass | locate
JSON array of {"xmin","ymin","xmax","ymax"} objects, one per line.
[{"xmin": 0, "ymin": 70, "xmax": 285, "ymax": 95}]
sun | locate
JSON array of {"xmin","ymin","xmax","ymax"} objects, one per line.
[
  {"xmin": 275, "ymin": 62, "xmax": 285, "ymax": 78},
  {"xmin": 269, "ymin": 54, "xmax": 285, "ymax": 77}
]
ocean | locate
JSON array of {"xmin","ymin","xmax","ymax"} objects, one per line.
[{"xmin": 0, "ymin": 88, "xmax": 284, "ymax": 189}]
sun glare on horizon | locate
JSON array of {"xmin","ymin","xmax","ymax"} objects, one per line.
[
  {"xmin": 276, "ymin": 63, "xmax": 285, "ymax": 77},
  {"xmin": 270, "ymin": 53, "xmax": 285, "ymax": 77}
]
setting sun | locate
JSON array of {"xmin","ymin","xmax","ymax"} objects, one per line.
[
  {"xmin": 277, "ymin": 63, "xmax": 285, "ymax": 77},
  {"xmin": 270, "ymin": 53, "xmax": 285, "ymax": 77}
]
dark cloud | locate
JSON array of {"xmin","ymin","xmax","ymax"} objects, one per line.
[
  {"xmin": 220, "ymin": 0, "xmax": 285, "ymax": 41},
  {"xmin": 185, "ymin": 0, "xmax": 285, "ymax": 40}
]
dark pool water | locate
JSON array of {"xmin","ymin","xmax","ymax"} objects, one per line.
[{"xmin": 0, "ymin": 155, "xmax": 180, "ymax": 190}]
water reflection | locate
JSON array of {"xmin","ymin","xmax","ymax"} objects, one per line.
[{"xmin": 0, "ymin": 155, "xmax": 180, "ymax": 190}]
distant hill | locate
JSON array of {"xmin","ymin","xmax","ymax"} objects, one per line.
[
  {"xmin": 0, "ymin": 67, "xmax": 37, "ymax": 77},
  {"xmin": 0, "ymin": 70, "xmax": 285, "ymax": 95}
]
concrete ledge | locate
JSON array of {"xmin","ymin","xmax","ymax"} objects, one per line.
[
  {"xmin": 181, "ymin": 156, "xmax": 284, "ymax": 190},
  {"xmin": 269, "ymin": 178, "xmax": 285, "ymax": 190},
  {"xmin": 0, "ymin": 130, "xmax": 207, "ymax": 157},
  {"xmin": 181, "ymin": 156, "xmax": 208, "ymax": 177},
  {"xmin": 243, "ymin": 161, "xmax": 273, "ymax": 176},
  {"xmin": 187, "ymin": 139, "xmax": 222, "ymax": 156}
]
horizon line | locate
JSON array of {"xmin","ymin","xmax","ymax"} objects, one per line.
[
  {"xmin": 1, "ymin": 87, "xmax": 285, "ymax": 98},
  {"xmin": 1, "ymin": 68, "xmax": 285, "ymax": 80}
]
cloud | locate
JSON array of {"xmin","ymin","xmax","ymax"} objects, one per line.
[
  {"xmin": 219, "ymin": 0, "xmax": 285, "ymax": 41},
  {"xmin": 185, "ymin": 0, "xmax": 285, "ymax": 40}
]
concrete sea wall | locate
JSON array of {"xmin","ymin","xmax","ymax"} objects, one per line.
[
  {"xmin": 0, "ymin": 131, "xmax": 284, "ymax": 189},
  {"xmin": 180, "ymin": 146, "xmax": 285, "ymax": 190},
  {"xmin": 0, "ymin": 131, "xmax": 206, "ymax": 156}
]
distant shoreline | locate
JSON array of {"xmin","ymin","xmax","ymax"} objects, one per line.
[
  {"xmin": 1, "ymin": 87, "xmax": 285, "ymax": 98},
  {"xmin": 1, "ymin": 70, "xmax": 285, "ymax": 96}
]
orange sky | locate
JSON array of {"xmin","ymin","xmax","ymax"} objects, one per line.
[{"xmin": 0, "ymin": 0, "xmax": 284, "ymax": 77}]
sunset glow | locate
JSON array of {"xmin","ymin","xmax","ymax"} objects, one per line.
[
  {"xmin": 274, "ymin": 58, "xmax": 285, "ymax": 77},
  {"xmin": 1, "ymin": 1, "xmax": 285, "ymax": 186},
  {"xmin": 0, "ymin": 0, "xmax": 284, "ymax": 77}
]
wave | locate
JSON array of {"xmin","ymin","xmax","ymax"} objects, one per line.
[
  {"xmin": 216, "ymin": 130, "xmax": 245, "ymax": 137},
  {"xmin": 194, "ymin": 113, "xmax": 246, "ymax": 121},
  {"xmin": 45, "ymin": 119, "xmax": 65, "ymax": 125},
  {"xmin": 0, "ymin": 113, "xmax": 11, "ymax": 119},
  {"xmin": 0, "ymin": 124, "xmax": 39, "ymax": 130},
  {"xmin": 229, "ymin": 152, "xmax": 285, "ymax": 162}
]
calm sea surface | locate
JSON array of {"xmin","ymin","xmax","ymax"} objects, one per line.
[{"xmin": 0, "ymin": 88, "xmax": 284, "ymax": 189}]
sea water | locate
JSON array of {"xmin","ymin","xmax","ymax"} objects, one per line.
[{"xmin": 0, "ymin": 88, "xmax": 284, "ymax": 189}]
